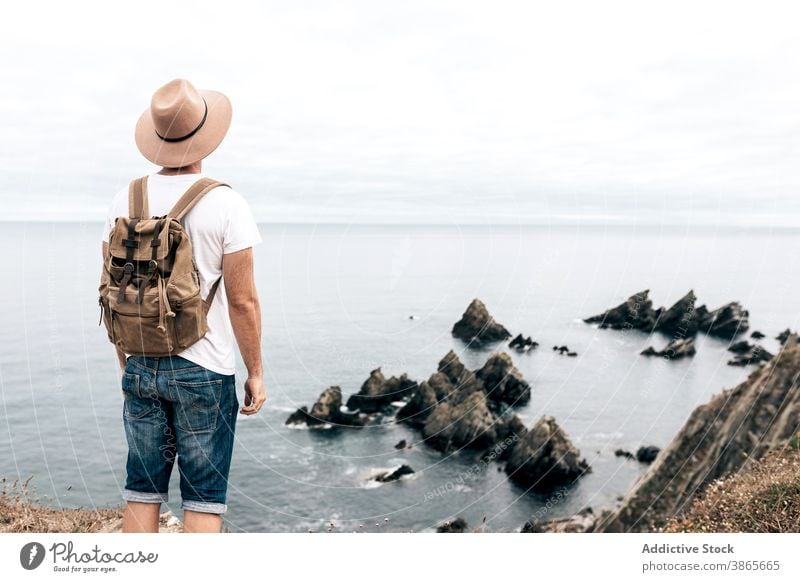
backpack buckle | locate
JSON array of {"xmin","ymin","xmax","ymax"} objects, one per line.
[
  {"xmin": 123, "ymin": 262, "xmax": 134, "ymax": 273},
  {"xmin": 147, "ymin": 259, "xmax": 158, "ymax": 275}
]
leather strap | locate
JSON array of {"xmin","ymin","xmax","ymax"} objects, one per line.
[
  {"xmin": 117, "ymin": 218, "xmax": 139, "ymax": 303},
  {"xmin": 205, "ymin": 276, "xmax": 223, "ymax": 305},
  {"xmin": 123, "ymin": 218, "xmax": 140, "ymax": 261},
  {"xmin": 147, "ymin": 218, "xmax": 164, "ymax": 277},
  {"xmin": 167, "ymin": 178, "xmax": 229, "ymax": 221},
  {"xmin": 128, "ymin": 177, "xmax": 149, "ymax": 219}
]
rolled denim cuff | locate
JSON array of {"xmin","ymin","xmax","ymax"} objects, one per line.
[
  {"xmin": 182, "ymin": 500, "xmax": 227, "ymax": 514},
  {"xmin": 122, "ymin": 488, "xmax": 168, "ymax": 504}
]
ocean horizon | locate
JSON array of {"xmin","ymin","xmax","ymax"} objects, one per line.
[{"xmin": 2, "ymin": 220, "xmax": 799, "ymax": 531}]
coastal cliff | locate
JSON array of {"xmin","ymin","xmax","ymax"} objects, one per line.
[{"xmin": 595, "ymin": 337, "xmax": 800, "ymax": 532}]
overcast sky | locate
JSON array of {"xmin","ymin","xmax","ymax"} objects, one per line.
[{"xmin": 2, "ymin": 1, "xmax": 799, "ymax": 225}]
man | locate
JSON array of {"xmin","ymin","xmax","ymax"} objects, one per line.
[{"xmin": 100, "ymin": 79, "xmax": 266, "ymax": 533}]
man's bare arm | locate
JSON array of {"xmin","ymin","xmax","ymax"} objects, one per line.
[
  {"xmin": 223, "ymin": 247, "xmax": 266, "ymax": 415},
  {"xmin": 102, "ymin": 241, "xmax": 128, "ymax": 373}
]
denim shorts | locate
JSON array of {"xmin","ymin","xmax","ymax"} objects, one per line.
[{"xmin": 121, "ymin": 355, "xmax": 238, "ymax": 514}]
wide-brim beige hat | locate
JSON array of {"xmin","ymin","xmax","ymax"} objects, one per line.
[{"xmin": 135, "ymin": 78, "xmax": 232, "ymax": 167}]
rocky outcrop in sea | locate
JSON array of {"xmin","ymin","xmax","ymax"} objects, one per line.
[
  {"xmin": 407, "ymin": 351, "xmax": 530, "ymax": 454},
  {"xmin": 345, "ymin": 368, "xmax": 418, "ymax": 413},
  {"xmin": 509, "ymin": 334, "xmax": 538, "ymax": 352},
  {"xmin": 452, "ymin": 298, "xmax": 511, "ymax": 345},
  {"xmin": 640, "ymin": 337, "xmax": 696, "ymax": 359},
  {"xmin": 286, "ymin": 345, "xmax": 586, "ymax": 492},
  {"xmin": 373, "ymin": 464, "xmax": 415, "ymax": 483},
  {"xmin": 614, "ymin": 446, "xmax": 661, "ymax": 464},
  {"xmin": 504, "ymin": 415, "xmax": 590, "ymax": 491},
  {"xmin": 285, "ymin": 386, "xmax": 368, "ymax": 428},
  {"xmin": 727, "ymin": 340, "xmax": 773, "ymax": 367},
  {"xmin": 584, "ymin": 289, "xmax": 749, "ymax": 339},
  {"xmin": 436, "ymin": 517, "xmax": 468, "ymax": 533}
]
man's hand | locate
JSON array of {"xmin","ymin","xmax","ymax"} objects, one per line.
[{"xmin": 240, "ymin": 376, "xmax": 266, "ymax": 415}]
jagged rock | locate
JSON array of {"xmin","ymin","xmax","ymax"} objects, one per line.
[
  {"xmin": 438, "ymin": 351, "xmax": 486, "ymax": 402},
  {"xmin": 728, "ymin": 345, "xmax": 773, "ymax": 367},
  {"xmin": 586, "ymin": 290, "xmax": 749, "ymax": 339},
  {"xmin": 437, "ymin": 350, "xmax": 472, "ymax": 386},
  {"xmin": 552, "ymin": 345, "xmax": 577, "ymax": 356},
  {"xmin": 394, "ymin": 439, "xmax": 407, "ymax": 450},
  {"xmin": 727, "ymin": 339, "xmax": 774, "ymax": 367},
  {"xmin": 596, "ymin": 335, "xmax": 800, "ymax": 532},
  {"xmin": 396, "ymin": 380, "xmax": 439, "ymax": 426},
  {"xmin": 436, "ymin": 517, "xmax": 468, "ymax": 533},
  {"xmin": 584, "ymin": 289, "xmax": 659, "ymax": 331},
  {"xmin": 397, "ymin": 364, "xmax": 462, "ymax": 427},
  {"xmin": 451, "ymin": 299, "xmax": 511, "ymax": 345},
  {"xmin": 505, "ymin": 416, "xmax": 590, "ymax": 491},
  {"xmin": 521, "ymin": 507, "xmax": 596, "ymax": 533},
  {"xmin": 654, "ymin": 290, "xmax": 699, "ymax": 335},
  {"xmin": 423, "ymin": 391, "xmax": 501, "ymax": 452},
  {"xmin": 703, "ymin": 302, "xmax": 749, "ymax": 339},
  {"xmin": 636, "ymin": 446, "xmax": 660, "ymax": 464},
  {"xmin": 373, "ymin": 464, "xmax": 415, "ymax": 483},
  {"xmin": 309, "ymin": 386, "xmax": 343, "ymax": 422},
  {"xmin": 428, "ymin": 371, "xmax": 457, "ymax": 400},
  {"xmin": 509, "ymin": 334, "xmax": 538, "ymax": 351},
  {"xmin": 345, "ymin": 368, "xmax": 418, "ymax": 413},
  {"xmin": 615, "ymin": 447, "xmax": 659, "ymax": 464},
  {"xmin": 728, "ymin": 340, "xmax": 754, "ymax": 354},
  {"xmin": 285, "ymin": 406, "xmax": 312, "ymax": 426},
  {"xmin": 694, "ymin": 304, "xmax": 710, "ymax": 328},
  {"xmin": 285, "ymin": 386, "xmax": 368, "ymax": 427},
  {"xmin": 494, "ymin": 414, "xmax": 528, "ymax": 460},
  {"xmin": 475, "ymin": 352, "xmax": 532, "ymax": 407},
  {"xmin": 750, "ymin": 330, "xmax": 765, "ymax": 340},
  {"xmin": 403, "ymin": 351, "xmax": 533, "ymax": 453},
  {"xmin": 776, "ymin": 328, "xmax": 795, "ymax": 344},
  {"xmin": 640, "ymin": 337, "xmax": 696, "ymax": 359}
]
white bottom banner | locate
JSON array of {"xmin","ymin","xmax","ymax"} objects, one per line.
[{"xmin": 2, "ymin": 533, "xmax": 798, "ymax": 581}]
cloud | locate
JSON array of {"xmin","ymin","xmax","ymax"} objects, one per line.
[{"xmin": 1, "ymin": 0, "xmax": 799, "ymax": 225}]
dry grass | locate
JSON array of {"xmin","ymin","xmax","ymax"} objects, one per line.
[
  {"xmin": 0, "ymin": 477, "xmax": 122, "ymax": 533},
  {"xmin": 664, "ymin": 447, "xmax": 800, "ymax": 533}
]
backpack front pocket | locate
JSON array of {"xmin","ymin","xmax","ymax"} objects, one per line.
[
  {"xmin": 167, "ymin": 272, "xmax": 208, "ymax": 349},
  {"xmin": 172, "ymin": 295, "xmax": 208, "ymax": 348},
  {"xmin": 111, "ymin": 311, "xmax": 175, "ymax": 355},
  {"xmin": 108, "ymin": 284, "xmax": 176, "ymax": 355}
]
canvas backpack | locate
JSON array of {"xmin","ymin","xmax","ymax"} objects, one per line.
[{"xmin": 98, "ymin": 176, "xmax": 228, "ymax": 356}]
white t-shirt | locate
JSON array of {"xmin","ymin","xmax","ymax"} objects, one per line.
[{"xmin": 101, "ymin": 172, "xmax": 262, "ymax": 375}]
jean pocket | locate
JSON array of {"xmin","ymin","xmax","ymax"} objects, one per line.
[
  {"xmin": 122, "ymin": 372, "xmax": 156, "ymax": 420},
  {"xmin": 171, "ymin": 378, "xmax": 222, "ymax": 434}
]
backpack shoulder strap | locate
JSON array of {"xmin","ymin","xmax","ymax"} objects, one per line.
[
  {"xmin": 167, "ymin": 177, "xmax": 229, "ymax": 221},
  {"xmin": 128, "ymin": 176, "xmax": 149, "ymax": 218}
]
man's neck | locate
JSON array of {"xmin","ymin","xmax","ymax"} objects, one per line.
[{"xmin": 158, "ymin": 161, "xmax": 203, "ymax": 176}]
